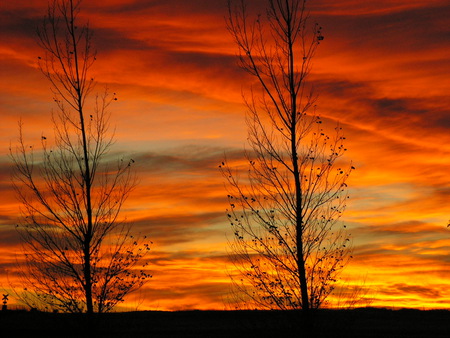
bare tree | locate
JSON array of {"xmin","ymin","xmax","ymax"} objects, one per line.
[
  {"xmin": 222, "ymin": 0, "xmax": 353, "ymax": 312},
  {"xmin": 10, "ymin": 0, "xmax": 151, "ymax": 314}
]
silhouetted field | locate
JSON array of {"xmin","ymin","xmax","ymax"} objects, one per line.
[{"xmin": 1, "ymin": 308, "xmax": 449, "ymax": 337}]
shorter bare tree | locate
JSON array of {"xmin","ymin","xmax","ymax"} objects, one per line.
[{"xmin": 10, "ymin": 0, "xmax": 151, "ymax": 313}]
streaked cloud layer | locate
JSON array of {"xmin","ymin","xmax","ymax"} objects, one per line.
[{"xmin": 1, "ymin": 0, "xmax": 450, "ymax": 310}]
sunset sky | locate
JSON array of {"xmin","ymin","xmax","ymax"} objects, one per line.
[{"xmin": 1, "ymin": 0, "xmax": 450, "ymax": 311}]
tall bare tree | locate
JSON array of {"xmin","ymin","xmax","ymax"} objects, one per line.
[
  {"xmin": 222, "ymin": 0, "xmax": 353, "ymax": 311},
  {"xmin": 10, "ymin": 0, "xmax": 150, "ymax": 314}
]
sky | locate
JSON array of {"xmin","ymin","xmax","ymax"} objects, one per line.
[{"xmin": 1, "ymin": 0, "xmax": 450, "ymax": 311}]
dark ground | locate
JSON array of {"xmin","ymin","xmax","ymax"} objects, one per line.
[{"xmin": 1, "ymin": 308, "xmax": 449, "ymax": 337}]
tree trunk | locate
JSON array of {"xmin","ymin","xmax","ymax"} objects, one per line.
[
  {"xmin": 286, "ymin": 2, "xmax": 310, "ymax": 311},
  {"xmin": 68, "ymin": 0, "xmax": 94, "ymax": 314},
  {"xmin": 84, "ymin": 243, "xmax": 94, "ymax": 314},
  {"xmin": 293, "ymin": 141, "xmax": 310, "ymax": 311}
]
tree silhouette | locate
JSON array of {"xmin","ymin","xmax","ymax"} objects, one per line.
[
  {"xmin": 222, "ymin": 0, "xmax": 353, "ymax": 311},
  {"xmin": 10, "ymin": 0, "xmax": 151, "ymax": 314}
]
